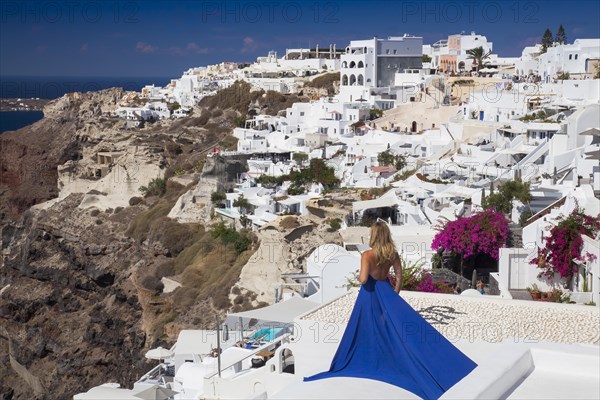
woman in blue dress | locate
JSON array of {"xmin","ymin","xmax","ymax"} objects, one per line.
[{"xmin": 304, "ymin": 221, "xmax": 477, "ymax": 400}]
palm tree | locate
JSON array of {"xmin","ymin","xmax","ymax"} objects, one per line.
[{"xmin": 466, "ymin": 46, "xmax": 492, "ymax": 72}]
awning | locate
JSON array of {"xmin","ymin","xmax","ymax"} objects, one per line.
[
  {"xmin": 228, "ymin": 296, "xmax": 318, "ymax": 325},
  {"xmin": 498, "ymin": 148, "xmax": 530, "ymax": 155},
  {"xmin": 173, "ymin": 330, "xmax": 219, "ymax": 356},
  {"xmin": 352, "ymin": 191, "xmax": 399, "ymax": 212},
  {"xmin": 433, "ymin": 185, "xmax": 479, "ymax": 199},
  {"xmin": 500, "ymin": 128, "xmax": 525, "ymax": 134},
  {"xmin": 75, "ymin": 386, "xmax": 141, "ymax": 400},
  {"xmin": 134, "ymin": 386, "xmax": 178, "ymax": 400},
  {"xmin": 278, "ymin": 197, "xmax": 301, "ymax": 206}
]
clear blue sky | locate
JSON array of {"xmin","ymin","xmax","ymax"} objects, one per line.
[{"xmin": 1, "ymin": 0, "xmax": 599, "ymax": 78}]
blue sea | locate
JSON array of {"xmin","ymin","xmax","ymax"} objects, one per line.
[
  {"xmin": 0, "ymin": 75, "xmax": 172, "ymax": 133},
  {"xmin": 0, "ymin": 111, "xmax": 44, "ymax": 133}
]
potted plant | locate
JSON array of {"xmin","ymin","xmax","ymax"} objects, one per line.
[{"xmin": 527, "ymin": 284, "xmax": 542, "ymax": 300}]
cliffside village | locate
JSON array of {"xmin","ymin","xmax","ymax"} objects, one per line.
[
  {"xmin": 108, "ymin": 32, "xmax": 600, "ymax": 304},
  {"xmin": 69, "ymin": 31, "xmax": 600, "ymax": 400}
]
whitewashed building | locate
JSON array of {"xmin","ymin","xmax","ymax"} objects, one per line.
[
  {"xmin": 536, "ymin": 39, "xmax": 600, "ymax": 82},
  {"xmin": 339, "ymin": 35, "xmax": 423, "ymax": 103}
]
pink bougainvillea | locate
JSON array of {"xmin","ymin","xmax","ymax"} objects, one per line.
[
  {"xmin": 431, "ymin": 209, "xmax": 510, "ymax": 261},
  {"xmin": 387, "ymin": 269, "xmax": 453, "ymax": 294},
  {"xmin": 531, "ymin": 207, "xmax": 600, "ymax": 279}
]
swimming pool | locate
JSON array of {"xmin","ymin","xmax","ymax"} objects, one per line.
[{"xmin": 250, "ymin": 327, "xmax": 284, "ymax": 342}]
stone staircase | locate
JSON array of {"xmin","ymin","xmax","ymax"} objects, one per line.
[{"xmin": 509, "ymin": 223, "xmax": 523, "ymax": 248}]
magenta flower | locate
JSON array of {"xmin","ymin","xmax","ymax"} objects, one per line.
[
  {"xmin": 432, "ymin": 209, "xmax": 510, "ymax": 261},
  {"xmin": 531, "ymin": 207, "xmax": 600, "ymax": 280}
]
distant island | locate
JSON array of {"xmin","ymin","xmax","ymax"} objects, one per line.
[{"xmin": 0, "ymin": 98, "xmax": 49, "ymax": 111}]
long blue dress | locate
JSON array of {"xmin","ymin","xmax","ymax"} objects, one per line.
[{"xmin": 304, "ymin": 276, "xmax": 477, "ymax": 400}]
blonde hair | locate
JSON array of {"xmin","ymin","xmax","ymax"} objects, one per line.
[{"xmin": 369, "ymin": 221, "xmax": 398, "ymax": 266}]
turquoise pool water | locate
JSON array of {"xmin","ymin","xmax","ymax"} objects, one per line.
[{"xmin": 250, "ymin": 327, "xmax": 284, "ymax": 341}]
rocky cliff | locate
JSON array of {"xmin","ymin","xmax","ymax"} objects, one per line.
[
  {"xmin": 0, "ymin": 194, "xmax": 151, "ymax": 399},
  {"xmin": 0, "ymin": 84, "xmax": 349, "ymax": 399},
  {"xmin": 0, "ymin": 89, "xmax": 213, "ymax": 399},
  {"xmin": 0, "ymin": 89, "xmax": 125, "ymax": 224}
]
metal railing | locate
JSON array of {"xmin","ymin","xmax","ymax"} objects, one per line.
[
  {"xmin": 203, "ymin": 333, "xmax": 291, "ymax": 380},
  {"xmin": 136, "ymin": 363, "xmax": 168, "ymax": 384}
]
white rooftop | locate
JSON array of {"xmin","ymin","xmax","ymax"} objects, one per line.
[
  {"xmin": 271, "ymin": 377, "xmax": 420, "ymax": 399},
  {"xmin": 228, "ymin": 296, "xmax": 319, "ymax": 324}
]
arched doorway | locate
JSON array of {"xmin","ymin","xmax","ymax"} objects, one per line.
[
  {"xmin": 281, "ymin": 348, "xmax": 295, "ymax": 373},
  {"xmin": 411, "ymin": 121, "xmax": 417, "ymax": 133}
]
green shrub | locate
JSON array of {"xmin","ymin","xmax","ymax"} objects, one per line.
[
  {"xmin": 139, "ymin": 178, "xmax": 167, "ymax": 197},
  {"xmin": 483, "ymin": 179, "xmax": 532, "ymax": 215},
  {"xmin": 233, "ymin": 195, "xmax": 251, "ymax": 211},
  {"xmin": 210, "ymin": 221, "xmax": 252, "ymax": 254},
  {"xmin": 369, "ymin": 108, "xmax": 383, "ymax": 120},
  {"xmin": 393, "ymin": 169, "xmax": 417, "ymax": 182},
  {"xmin": 287, "ymin": 185, "xmax": 305, "ymax": 195},
  {"xmin": 327, "ymin": 218, "xmax": 342, "ymax": 231},
  {"xmin": 211, "ymin": 191, "xmax": 226, "ymax": 203},
  {"xmin": 233, "ymin": 115, "xmax": 246, "ymax": 127},
  {"xmin": 378, "ymin": 150, "xmax": 406, "ymax": 170},
  {"xmin": 519, "ymin": 209, "xmax": 535, "ymax": 226},
  {"xmin": 292, "ymin": 152, "xmax": 308, "ymax": 163},
  {"xmin": 255, "ymin": 175, "xmax": 280, "ymax": 186}
]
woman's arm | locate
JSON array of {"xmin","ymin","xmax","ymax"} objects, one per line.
[
  {"xmin": 358, "ymin": 251, "xmax": 370, "ymax": 284},
  {"xmin": 393, "ymin": 253, "xmax": 403, "ymax": 293}
]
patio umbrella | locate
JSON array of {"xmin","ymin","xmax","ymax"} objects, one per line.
[
  {"xmin": 584, "ymin": 149, "xmax": 600, "ymax": 160},
  {"xmin": 134, "ymin": 385, "xmax": 178, "ymax": 400},
  {"xmin": 144, "ymin": 347, "xmax": 173, "ymax": 360},
  {"xmin": 579, "ymin": 128, "xmax": 600, "ymax": 136}
]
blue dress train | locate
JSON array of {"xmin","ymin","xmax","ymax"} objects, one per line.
[{"xmin": 304, "ymin": 276, "xmax": 477, "ymax": 400}]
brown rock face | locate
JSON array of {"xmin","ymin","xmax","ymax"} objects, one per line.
[
  {"xmin": 0, "ymin": 89, "xmax": 155, "ymax": 400},
  {"xmin": 0, "ymin": 84, "xmax": 310, "ymax": 399},
  {"xmin": 0, "ymin": 89, "xmax": 124, "ymax": 225},
  {"xmin": 0, "ymin": 194, "xmax": 153, "ymax": 400}
]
